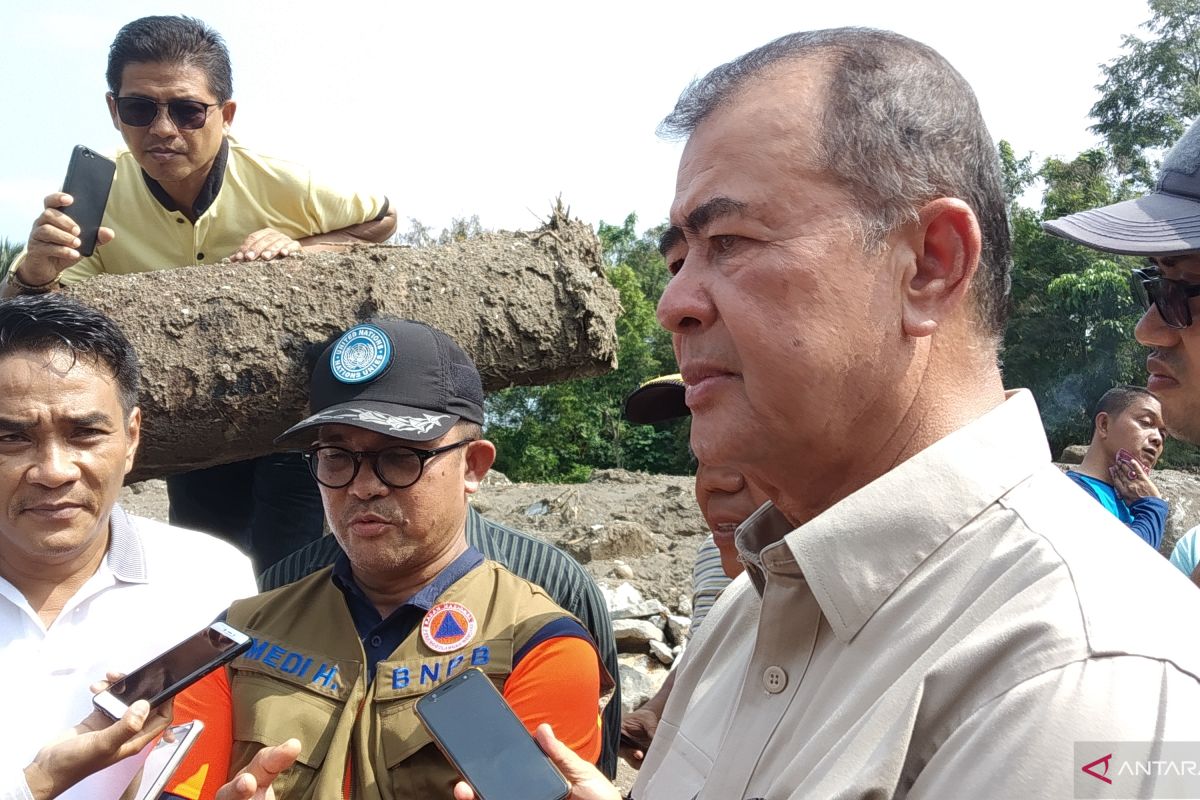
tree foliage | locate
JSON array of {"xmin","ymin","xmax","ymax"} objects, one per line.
[
  {"xmin": 486, "ymin": 213, "xmax": 690, "ymax": 482},
  {"xmin": 1002, "ymin": 144, "xmax": 1148, "ymax": 455},
  {"xmin": 1091, "ymin": 0, "xmax": 1200, "ymax": 187}
]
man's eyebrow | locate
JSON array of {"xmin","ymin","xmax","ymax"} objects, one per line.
[
  {"xmin": 684, "ymin": 196, "xmax": 748, "ymax": 235},
  {"xmin": 659, "ymin": 226, "xmax": 684, "ymax": 257},
  {"xmin": 0, "ymin": 416, "xmax": 30, "ymax": 433},
  {"xmin": 67, "ymin": 412, "xmax": 117, "ymax": 428},
  {"xmin": 660, "ymin": 197, "xmax": 750, "ymax": 258}
]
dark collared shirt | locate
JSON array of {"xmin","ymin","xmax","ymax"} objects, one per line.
[{"xmin": 330, "ymin": 546, "xmax": 484, "ymax": 679}]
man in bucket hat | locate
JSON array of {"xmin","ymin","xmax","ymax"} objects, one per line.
[
  {"xmin": 1045, "ymin": 117, "xmax": 1200, "ymax": 446},
  {"xmin": 164, "ymin": 318, "xmax": 610, "ymax": 800}
]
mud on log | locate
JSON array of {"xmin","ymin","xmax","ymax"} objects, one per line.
[{"xmin": 63, "ymin": 212, "xmax": 621, "ymax": 481}]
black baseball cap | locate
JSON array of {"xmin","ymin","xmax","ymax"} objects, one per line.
[
  {"xmin": 623, "ymin": 373, "xmax": 688, "ymax": 424},
  {"xmin": 1043, "ymin": 117, "xmax": 1200, "ymax": 256},
  {"xmin": 275, "ymin": 319, "xmax": 485, "ymax": 445}
]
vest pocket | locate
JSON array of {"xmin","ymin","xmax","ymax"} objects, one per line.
[
  {"xmin": 378, "ymin": 697, "xmax": 433, "ymax": 764},
  {"xmin": 377, "ymin": 697, "xmax": 464, "ymax": 795},
  {"xmin": 231, "ymin": 671, "xmax": 343, "ymax": 796}
]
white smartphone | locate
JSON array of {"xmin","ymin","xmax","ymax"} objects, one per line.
[
  {"xmin": 93, "ymin": 621, "xmax": 251, "ymax": 720},
  {"xmin": 131, "ymin": 720, "xmax": 204, "ymax": 800}
]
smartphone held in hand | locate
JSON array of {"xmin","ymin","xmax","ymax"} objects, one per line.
[
  {"xmin": 416, "ymin": 667, "xmax": 570, "ymax": 800},
  {"xmin": 130, "ymin": 719, "xmax": 204, "ymax": 800},
  {"xmin": 61, "ymin": 145, "xmax": 116, "ymax": 257},
  {"xmin": 93, "ymin": 621, "xmax": 251, "ymax": 720}
]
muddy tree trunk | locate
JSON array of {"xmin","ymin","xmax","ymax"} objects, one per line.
[{"xmin": 63, "ymin": 212, "xmax": 621, "ymax": 480}]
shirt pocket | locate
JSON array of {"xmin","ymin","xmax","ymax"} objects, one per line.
[{"xmin": 230, "ymin": 670, "xmax": 344, "ymax": 797}]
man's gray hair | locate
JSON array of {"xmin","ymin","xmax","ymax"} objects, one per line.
[{"xmin": 660, "ymin": 28, "xmax": 1012, "ymax": 338}]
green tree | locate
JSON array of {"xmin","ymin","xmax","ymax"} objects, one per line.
[
  {"xmin": 1002, "ymin": 147, "xmax": 1147, "ymax": 455},
  {"xmin": 1090, "ymin": 0, "xmax": 1200, "ymax": 186},
  {"xmin": 487, "ymin": 214, "xmax": 689, "ymax": 482}
]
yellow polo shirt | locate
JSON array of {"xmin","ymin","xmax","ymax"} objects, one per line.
[{"xmin": 53, "ymin": 137, "xmax": 386, "ymax": 283}]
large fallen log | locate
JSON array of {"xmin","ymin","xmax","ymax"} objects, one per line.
[{"xmin": 62, "ymin": 210, "xmax": 622, "ymax": 480}]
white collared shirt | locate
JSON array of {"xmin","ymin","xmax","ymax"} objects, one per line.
[
  {"xmin": 636, "ymin": 390, "xmax": 1200, "ymax": 799},
  {"xmin": 0, "ymin": 505, "xmax": 255, "ymax": 800}
]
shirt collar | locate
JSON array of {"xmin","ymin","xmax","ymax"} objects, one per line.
[
  {"xmin": 331, "ymin": 546, "xmax": 486, "ymax": 615},
  {"xmin": 105, "ymin": 503, "xmax": 149, "ymax": 584},
  {"xmin": 140, "ymin": 136, "xmax": 229, "ymax": 218},
  {"xmin": 736, "ymin": 389, "xmax": 1050, "ymax": 643}
]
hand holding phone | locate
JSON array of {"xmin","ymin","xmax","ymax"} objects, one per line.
[
  {"xmin": 130, "ymin": 720, "xmax": 204, "ymax": 800},
  {"xmin": 93, "ymin": 622, "xmax": 251, "ymax": 720},
  {"xmin": 15, "ymin": 146, "xmax": 115, "ymax": 289},
  {"xmin": 416, "ymin": 668, "xmax": 569, "ymax": 800}
]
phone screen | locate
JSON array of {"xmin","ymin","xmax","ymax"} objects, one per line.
[
  {"xmin": 416, "ymin": 668, "xmax": 569, "ymax": 800},
  {"xmin": 132, "ymin": 720, "xmax": 204, "ymax": 800},
  {"xmin": 107, "ymin": 624, "xmax": 250, "ymax": 709}
]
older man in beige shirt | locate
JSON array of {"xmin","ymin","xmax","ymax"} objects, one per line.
[{"xmin": 455, "ymin": 25, "xmax": 1200, "ymax": 800}]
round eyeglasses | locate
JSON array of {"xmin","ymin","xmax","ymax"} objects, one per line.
[{"xmin": 303, "ymin": 438, "xmax": 475, "ymax": 489}]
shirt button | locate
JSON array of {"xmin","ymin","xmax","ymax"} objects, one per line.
[
  {"xmin": 370, "ymin": 635, "xmax": 383, "ymax": 647},
  {"xmin": 176, "ymin": 218, "xmax": 185, "ymax": 224},
  {"xmin": 196, "ymin": 252, "xmax": 205, "ymax": 260},
  {"xmin": 762, "ymin": 665, "xmax": 788, "ymax": 694}
]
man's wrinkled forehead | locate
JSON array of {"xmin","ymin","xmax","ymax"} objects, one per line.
[{"xmin": 668, "ymin": 61, "xmax": 835, "ymax": 223}]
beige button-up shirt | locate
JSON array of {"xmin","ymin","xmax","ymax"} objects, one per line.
[{"xmin": 635, "ymin": 391, "xmax": 1200, "ymax": 799}]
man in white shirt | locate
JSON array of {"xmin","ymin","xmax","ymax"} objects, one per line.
[
  {"xmin": 456, "ymin": 27, "xmax": 1200, "ymax": 800},
  {"xmin": 0, "ymin": 294, "xmax": 255, "ymax": 800}
]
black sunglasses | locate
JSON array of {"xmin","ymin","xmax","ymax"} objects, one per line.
[
  {"xmin": 1132, "ymin": 267, "xmax": 1200, "ymax": 329},
  {"xmin": 303, "ymin": 438, "xmax": 476, "ymax": 490},
  {"xmin": 112, "ymin": 95, "xmax": 219, "ymax": 130}
]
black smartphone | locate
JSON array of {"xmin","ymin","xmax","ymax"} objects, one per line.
[
  {"xmin": 415, "ymin": 667, "xmax": 570, "ymax": 800},
  {"xmin": 93, "ymin": 622, "xmax": 251, "ymax": 720},
  {"xmin": 61, "ymin": 145, "xmax": 116, "ymax": 256}
]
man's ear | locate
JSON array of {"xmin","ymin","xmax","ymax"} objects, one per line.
[
  {"xmin": 123, "ymin": 407, "xmax": 142, "ymax": 476},
  {"xmin": 106, "ymin": 92, "xmax": 120, "ymax": 131},
  {"xmin": 1096, "ymin": 411, "xmax": 1111, "ymax": 439},
  {"xmin": 221, "ymin": 99, "xmax": 237, "ymax": 132},
  {"xmin": 463, "ymin": 439, "xmax": 496, "ymax": 495},
  {"xmin": 899, "ymin": 197, "xmax": 982, "ymax": 338}
]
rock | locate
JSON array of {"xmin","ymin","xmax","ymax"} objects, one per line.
[
  {"xmin": 562, "ymin": 520, "xmax": 656, "ymax": 563},
  {"xmin": 481, "ymin": 470, "xmax": 511, "ymax": 486},
  {"xmin": 524, "ymin": 500, "xmax": 551, "ymax": 517},
  {"xmin": 601, "ymin": 582, "xmax": 645, "ymax": 615},
  {"xmin": 665, "ymin": 614, "xmax": 691, "ymax": 645},
  {"xmin": 1146, "ymin": 468, "xmax": 1200, "ymax": 556},
  {"xmin": 617, "ymin": 664, "xmax": 658, "ymax": 715},
  {"xmin": 617, "ymin": 654, "xmax": 670, "ymax": 715},
  {"xmin": 610, "ymin": 560, "xmax": 634, "ymax": 580},
  {"xmin": 1058, "ymin": 445, "xmax": 1089, "ymax": 464},
  {"xmin": 677, "ymin": 595, "xmax": 693, "ymax": 616},
  {"xmin": 649, "ymin": 639, "xmax": 675, "ymax": 665},
  {"xmin": 611, "ymin": 599, "xmax": 668, "ymax": 621},
  {"xmin": 613, "ymin": 619, "xmax": 664, "ymax": 650}
]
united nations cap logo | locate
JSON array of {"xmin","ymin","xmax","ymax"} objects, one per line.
[{"xmin": 330, "ymin": 324, "xmax": 393, "ymax": 384}]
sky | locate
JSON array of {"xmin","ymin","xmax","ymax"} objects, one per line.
[{"xmin": 0, "ymin": 1, "xmax": 1153, "ymax": 243}]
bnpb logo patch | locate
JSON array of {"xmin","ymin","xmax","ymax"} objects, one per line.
[
  {"xmin": 330, "ymin": 324, "xmax": 392, "ymax": 384},
  {"xmin": 421, "ymin": 602, "xmax": 477, "ymax": 653}
]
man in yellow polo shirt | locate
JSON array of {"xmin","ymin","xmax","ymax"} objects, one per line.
[{"xmin": 3, "ymin": 15, "xmax": 398, "ymax": 570}]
